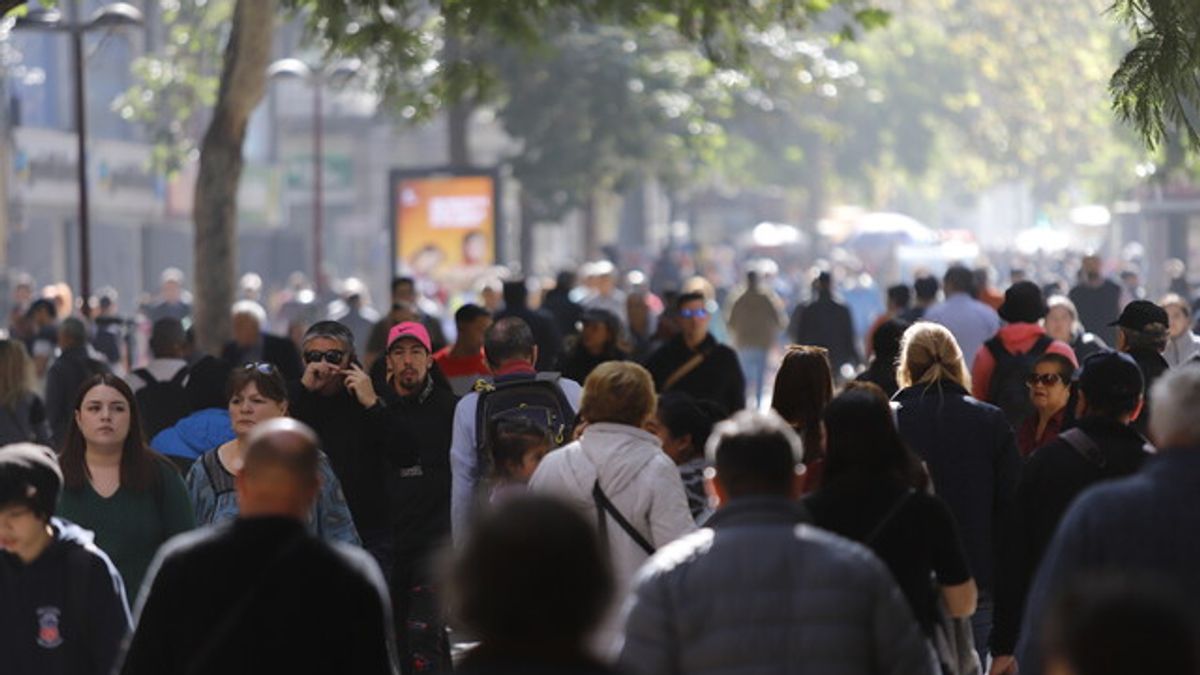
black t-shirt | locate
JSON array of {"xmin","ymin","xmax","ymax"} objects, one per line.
[{"xmin": 806, "ymin": 480, "xmax": 972, "ymax": 634}]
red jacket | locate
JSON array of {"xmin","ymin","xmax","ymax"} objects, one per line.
[{"xmin": 971, "ymin": 323, "xmax": 1077, "ymax": 402}]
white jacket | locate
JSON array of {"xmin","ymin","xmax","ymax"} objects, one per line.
[{"xmin": 530, "ymin": 422, "xmax": 697, "ymax": 650}]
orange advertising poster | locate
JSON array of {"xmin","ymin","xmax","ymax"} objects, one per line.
[{"xmin": 394, "ymin": 174, "xmax": 496, "ymax": 276}]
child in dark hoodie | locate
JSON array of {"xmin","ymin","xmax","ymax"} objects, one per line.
[{"xmin": 0, "ymin": 443, "xmax": 131, "ymax": 675}]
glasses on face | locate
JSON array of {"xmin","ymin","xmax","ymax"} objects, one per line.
[
  {"xmin": 303, "ymin": 349, "xmax": 345, "ymax": 365},
  {"xmin": 242, "ymin": 362, "xmax": 278, "ymax": 374},
  {"xmin": 1026, "ymin": 372, "xmax": 1065, "ymax": 387},
  {"xmin": 679, "ymin": 308, "xmax": 708, "ymax": 319}
]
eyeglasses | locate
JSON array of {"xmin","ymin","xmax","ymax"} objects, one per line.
[
  {"xmin": 1026, "ymin": 373, "xmax": 1065, "ymax": 387},
  {"xmin": 679, "ymin": 308, "xmax": 709, "ymax": 319},
  {"xmin": 303, "ymin": 349, "xmax": 346, "ymax": 365},
  {"xmin": 242, "ymin": 362, "xmax": 278, "ymax": 374}
]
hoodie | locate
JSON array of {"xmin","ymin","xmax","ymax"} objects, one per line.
[
  {"xmin": 0, "ymin": 518, "xmax": 131, "ymax": 675},
  {"xmin": 529, "ymin": 423, "xmax": 696, "ymax": 651},
  {"xmin": 150, "ymin": 408, "xmax": 235, "ymax": 468}
]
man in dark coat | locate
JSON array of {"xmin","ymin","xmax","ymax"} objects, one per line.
[
  {"xmin": 220, "ymin": 301, "xmax": 303, "ymax": 381},
  {"xmin": 1068, "ymin": 255, "xmax": 1122, "ymax": 347},
  {"xmin": 366, "ymin": 322, "xmax": 458, "ymax": 675},
  {"xmin": 789, "ymin": 271, "xmax": 860, "ymax": 376},
  {"xmin": 495, "ymin": 279, "xmax": 562, "ymax": 371},
  {"xmin": 1014, "ymin": 365, "xmax": 1200, "ymax": 675},
  {"xmin": 44, "ymin": 318, "xmax": 109, "ymax": 447},
  {"xmin": 991, "ymin": 351, "xmax": 1151, "ymax": 673},
  {"xmin": 1110, "ymin": 299, "xmax": 1170, "ymax": 436},
  {"xmin": 117, "ymin": 419, "xmax": 398, "ymax": 675},
  {"xmin": 541, "ymin": 270, "xmax": 583, "ymax": 340},
  {"xmin": 645, "ymin": 292, "xmax": 745, "ymax": 414}
]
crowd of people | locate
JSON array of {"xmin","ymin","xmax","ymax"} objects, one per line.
[{"xmin": 1, "ymin": 251, "xmax": 1200, "ymax": 675}]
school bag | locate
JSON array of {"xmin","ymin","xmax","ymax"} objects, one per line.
[
  {"xmin": 134, "ymin": 367, "xmax": 191, "ymax": 440},
  {"xmin": 473, "ymin": 372, "xmax": 575, "ymax": 486}
]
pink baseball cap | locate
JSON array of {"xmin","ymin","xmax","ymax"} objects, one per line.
[{"xmin": 387, "ymin": 321, "xmax": 432, "ymax": 353}]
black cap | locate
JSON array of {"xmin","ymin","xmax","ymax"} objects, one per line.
[
  {"xmin": 1109, "ymin": 300, "xmax": 1169, "ymax": 334},
  {"xmin": 998, "ymin": 281, "xmax": 1047, "ymax": 324},
  {"xmin": 0, "ymin": 443, "xmax": 62, "ymax": 517},
  {"xmin": 1078, "ymin": 351, "xmax": 1144, "ymax": 412}
]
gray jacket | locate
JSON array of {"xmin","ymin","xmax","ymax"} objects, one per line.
[{"xmin": 617, "ymin": 497, "xmax": 938, "ymax": 675}]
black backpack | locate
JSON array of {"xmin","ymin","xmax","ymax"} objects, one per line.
[
  {"xmin": 134, "ymin": 367, "xmax": 191, "ymax": 440},
  {"xmin": 985, "ymin": 334, "xmax": 1053, "ymax": 429},
  {"xmin": 473, "ymin": 372, "xmax": 575, "ymax": 482}
]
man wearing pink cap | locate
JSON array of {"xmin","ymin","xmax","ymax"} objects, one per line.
[{"xmin": 371, "ymin": 320, "xmax": 459, "ymax": 674}]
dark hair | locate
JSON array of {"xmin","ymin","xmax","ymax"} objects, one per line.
[
  {"xmin": 225, "ymin": 363, "xmax": 289, "ymax": 405},
  {"xmin": 657, "ymin": 392, "xmax": 724, "ymax": 463},
  {"xmin": 887, "ymin": 284, "xmax": 912, "ymax": 308},
  {"xmin": 770, "ymin": 345, "xmax": 834, "ymax": 460},
  {"xmin": 1043, "ymin": 574, "xmax": 1200, "ymax": 675},
  {"xmin": 60, "ymin": 374, "xmax": 164, "ymax": 493},
  {"xmin": 186, "ymin": 356, "xmax": 234, "ymax": 412},
  {"xmin": 676, "ymin": 291, "xmax": 706, "ymax": 309},
  {"xmin": 27, "ymin": 298, "xmax": 56, "ymax": 319},
  {"xmin": 59, "ymin": 318, "xmax": 86, "ymax": 348},
  {"xmin": 445, "ymin": 496, "xmax": 613, "ymax": 659},
  {"xmin": 502, "ymin": 280, "xmax": 529, "ymax": 308},
  {"xmin": 489, "ymin": 418, "xmax": 551, "ymax": 480},
  {"xmin": 455, "ymin": 303, "xmax": 491, "ymax": 327},
  {"xmin": 823, "ymin": 384, "xmax": 928, "ymax": 490},
  {"xmin": 0, "ymin": 444, "xmax": 61, "ymax": 519},
  {"xmin": 1035, "ymin": 353, "xmax": 1076, "ymax": 382},
  {"xmin": 914, "ymin": 275, "xmax": 940, "ymax": 301},
  {"xmin": 484, "ymin": 317, "xmax": 535, "ymax": 367},
  {"xmin": 555, "ymin": 270, "xmax": 576, "ymax": 290},
  {"xmin": 944, "ymin": 265, "xmax": 976, "ymax": 297},
  {"xmin": 392, "ymin": 276, "xmax": 415, "ymax": 293},
  {"xmin": 707, "ymin": 411, "xmax": 803, "ymax": 498},
  {"xmin": 865, "ymin": 319, "xmax": 911, "ymax": 396},
  {"xmin": 149, "ymin": 318, "xmax": 186, "ymax": 358}
]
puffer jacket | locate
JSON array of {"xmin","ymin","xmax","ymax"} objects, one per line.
[
  {"xmin": 529, "ymin": 422, "xmax": 696, "ymax": 651},
  {"xmin": 618, "ymin": 497, "xmax": 938, "ymax": 675}
]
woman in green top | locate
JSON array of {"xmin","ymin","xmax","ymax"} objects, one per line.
[{"xmin": 57, "ymin": 373, "xmax": 195, "ymax": 602}]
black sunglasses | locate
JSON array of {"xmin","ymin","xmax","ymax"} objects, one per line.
[
  {"xmin": 303, "ymin": 349, "xmax": 346, "ymax": 365},
  {"xmin": 242, "ymin": 362, "xmax": 278, "ymax": 374},
  {"xmin": 1026, "ymin": 373, "xmax": 1066, "ymax": 387}
]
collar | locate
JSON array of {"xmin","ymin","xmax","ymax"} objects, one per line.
[
  {"xmin": 677, "ymin": 332, "xmax": 715, "ymax": 353},
  {"xmin": 494, "ymin": 360, "xmax": 537, "ymax": 377},
  {"xmin": 390, "ymin": 375, "xmax": 434, "ymax": 405},
  {"xmin": 705, "ymin": 496, "xmax": 810, "ymax": 530},
  {"xmin": 1075, "ymin": 415, "xmax": 1150, "ymax": 445}
]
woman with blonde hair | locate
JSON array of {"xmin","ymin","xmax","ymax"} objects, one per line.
[
  {"xmin": 530, "ymin": 360, "xmax": 695, "ymax": 649},
  {"xmin": 892, "ymin": 321, "xmax": 1019, "ymax": 666},
  {"xmin": 0, "ymin": 338, "xmax": 50, "ymax": 445}
]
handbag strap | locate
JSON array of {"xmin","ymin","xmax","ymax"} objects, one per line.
[
  {"xmin": 593, "ymin": 480, "xmax": 656, "ymax": 555},
  {"xmin": 662, "ymin": 349, "xmax": 709, "ymax": 392},
  {"xmin": 864, "ymin": 488, "xmax": 915, "ymax": 545}
]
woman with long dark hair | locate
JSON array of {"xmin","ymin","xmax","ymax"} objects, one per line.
[
  {"xmin": 57, "ymin": 373, "xmax": 195, "ymax": 596},
  {"xmin": 807, "ymin": 384, "xmax": 976, "ymax": 637},
  {"xmin": 769, "ymin": 345, "xmax": 834, "ymax": 491}
]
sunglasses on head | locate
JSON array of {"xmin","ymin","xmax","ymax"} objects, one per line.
[
  {"xmin": 242, "ymin": 362, "xmax": 277, "ymax": 375},
  {"xmin": 1026, "ymin": 373, "xmax": 1065, "ymax": 387},
  {"xmin": 679, "ymin": 308, "xmax": 708, "ymax": 319},
  {"xmin": 303, "ymin": 349, "xmax": 346, "ymax": 365}
]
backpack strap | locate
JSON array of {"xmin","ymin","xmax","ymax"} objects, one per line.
[
  {"xmin": 167, "ymin": 366, "xmax": 190, "ymax": 387},
  {"xmin": 984, "ymin": 336, "xmax": 1010, "ymax": 361},
  {"xmin": 1058, "ymin": 428, "xmax": 1106, "ymax": 469},
  {"xmin": 200, "ymin": 450, "xmax": 237, "ymax": 496},
  {"xmin": 593, "ymin": 480, "xmax": 655, "ymax": 555},
  {"xmin": 1029, "ymin": 334, "xmax": 1054, "ymax": 358},
  {"xmin": 133, "ymin": 368, "xmax": 157, "ymax": 385},
  {"xmin": 864, "ymin": 489, "xmax": 915, "ymax": 545}
]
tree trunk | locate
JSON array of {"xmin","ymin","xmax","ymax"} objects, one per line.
[
  {"xmin": 443, "ymin": 16, "xmax": 472, "ymax": 168},
  {"xmin": 192, "ymin": 0, "xmax": 275, "ymax": 355}
]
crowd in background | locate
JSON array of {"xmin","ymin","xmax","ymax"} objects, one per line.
[{"xmin": 2, "ymin": 247, "xmax": 1200, "ymax": 675}]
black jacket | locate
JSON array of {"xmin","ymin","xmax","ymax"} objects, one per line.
[
  {"xmin": 1068, "ymin": 279, "xmax": 1121, "ymax": 346},
  {"xmin": 991, "ymin": 416, "xmax": 1150, "ymax": 654},
  {"xmin": 542, "ymin": 288, "xmax": 584, "ymax": 339},
  {"xmin": 0, "ymin": 519, "xmax": 130, "ymax": 675},
  {"xmin": 220, "ymin": 333, "xmax": 303, "ymax": 381},
  {"xmin": 644, "ymin": 334, "xmax": 745, "ymax": 414},
  {"xmin": 1126, "ymin": 346, "xmax": 1169, "ymax": 436},
  {"xmin": 556, "ymin": 346, "xmax": 628, "ymax": 385},
  {"xmin": 45, "ymin": 347, "xmax": 110, "ymax": 448},
  {"xmin": 288, "ymin": 382, "xmax": 391, "ymax": 553},
  {"xmin": 893, "ymin": 381, "xmax": 1020, "ymax": 591},
  {"xmin": 370, "ymin": 376, "xmax": 459, "ymax": 565},
  {"xmin": 790, "ymin": 294, "xmax": 860, "ymax": 370},
  {"xmin": 117, "ymin": 517, "xmax": 397, "ymax": 675}
]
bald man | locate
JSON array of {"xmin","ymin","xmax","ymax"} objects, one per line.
[{"xmin": 118, "ymin": 419, "xmax": 399, "ymax": 675}]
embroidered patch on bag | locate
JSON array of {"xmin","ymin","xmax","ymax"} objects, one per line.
[{"xmin": 36, "ymin": 606, "xmax": 63, "ymax": 648}]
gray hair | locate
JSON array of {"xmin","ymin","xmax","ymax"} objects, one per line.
[
  {"xmin": 1150, "ymin": 365, "xmax": 1200, "ymax": 448},
  {"xmin": 301, "ymin": 320, "xmax": 355, "ymax": 354}
]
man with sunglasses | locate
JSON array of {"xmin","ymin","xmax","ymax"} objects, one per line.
[
  {"xmin": 644, "ymin": 292, "xmax": 746, "ymax": 415},
  {"xmin": 990, "ymin": 351, "xmax": 1152, "ymax": 675},
  {"xmin": 290, "ymin": 322, "xmax": 392, "ymax": 570}
]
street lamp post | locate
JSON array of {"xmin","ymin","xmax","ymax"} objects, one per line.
[
  {"xmin": 14, "ymin": 1, "xmax": 143, "ymax": 317},
  {"xmin": 266, "ymin": 58, "xmax": 360, "ymax": 297}
]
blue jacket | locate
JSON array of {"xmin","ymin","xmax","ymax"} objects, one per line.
[
  {"xmin": 894, "ymin": 381, "xmax": 1020, "ymax": 590},
  {"xmin": 1016, "ymin": 449, "xmax": 1200, "ymax": 675},
  {"xmin": 150, "ymin": 409, "xmax": 235, "ymax": 463}
]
